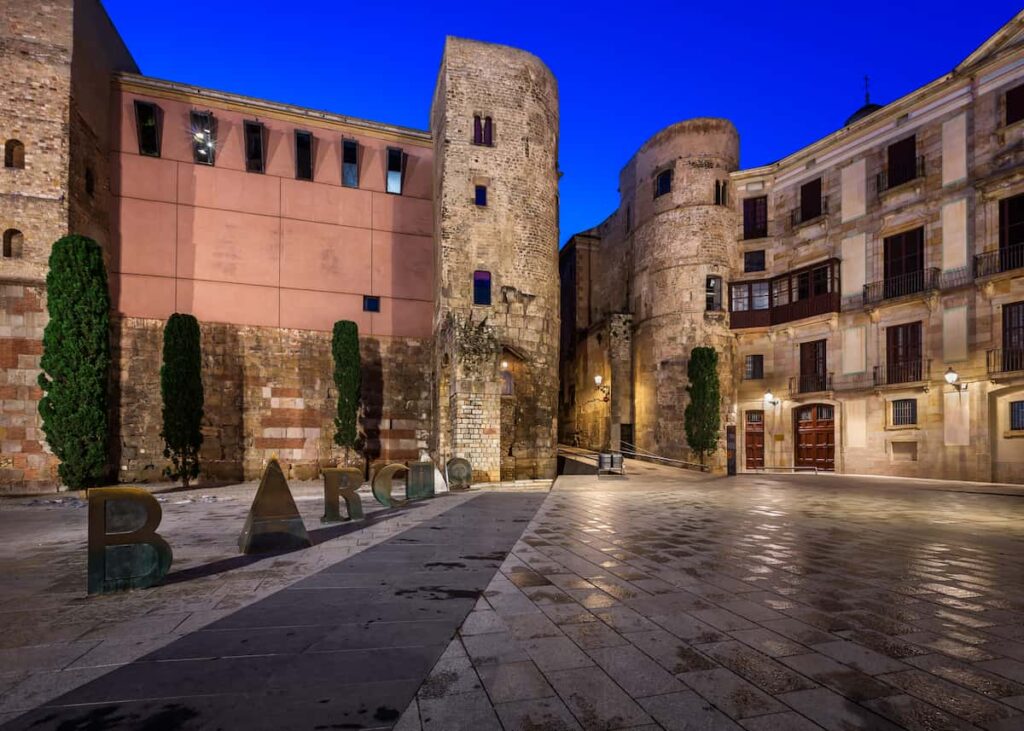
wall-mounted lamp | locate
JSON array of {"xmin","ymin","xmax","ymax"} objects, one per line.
[
  {"xmin": 763, "ymin": 390, "xmax": 780, "ymax": 406},
  {"xmin": 945, "ymin": 367, "xmax": 967, "ymax": 393},
  {"xmin": 594, "ymin": 374, "xmax": 610, "ymax": 402},
  {"xmin": 500, "ymin": 360, "xmax": 509, "ymax": 370}
]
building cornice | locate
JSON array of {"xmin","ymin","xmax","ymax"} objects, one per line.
[{"xmin": 113, "ymin": 73, "xmax": 432, "ymax": 147}]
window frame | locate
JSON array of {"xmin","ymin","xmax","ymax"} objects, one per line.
[
  {"xmin": 386, "ymin": 147, "xmax": 405, "ymax": 195},
  {"xmin": 744, "ymin": 250, "xmax": 766, "ymax": 273},
  {"xmin": 2, "ymin": 228, "xmax": 23, "ymax": 258},
  {"xmin": 342, "ymin": 139, "xmax": 359, "ymax": 188},
  {"xmin": 1011, "ymin": 400, "xmax": 1024, "ymax": 431},
  {"xmin": 362, "ymin": 295, "xmax": 381, "ymax": 313},
  {"xmin": 799, "ymin": 177, "xmax": 823, "ymax": 223},
  {"xmin": 190, "ymin": 110, "xmax": 216, "ymax": 166},
  {"xmin": 294, "ymin": 130, "xmax": 313, "ymax": 181},
  {"xmin": 654, "ymin": 169, "xmax": 672, "ymax": 198},
  {"xmin": 1007, "ymin": 84, "xmax": 1024, "ymax": 126},
  {"xmin": 744, "ymin": 354, "xmax": 764, "ymax": 380},
  {"xmin": 706, "ymin": 275, "xmax": 723, "ymax": 311},
  {"xmin": 891, "ymin": 398, "xmax": 918, "ymax": 427},
  {"xmin": 475, "ymin": 184, "xmax": 487, "ymax": 207},
  {"xmin": 133, "ymin": 101, "xmax": 161, "ymax": 158},
  {"xmin": 473, "ymin": 270, "xmax": 492, "ymax": 306},
  {"xmin": 243, "ymin": 121, "xmax": 265, "ymax": 174},
  {"xmin": 743, "ymin": 196, "xmax": 768, "ymax": 239}
]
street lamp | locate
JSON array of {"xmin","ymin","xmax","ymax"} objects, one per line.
[
  {"xmin": 945, "ymin": 367, "xmax": 966, "ymax": 393},
  {"xmin": 763, "ymin": 390, "xmax": 780, "ymax": 406},
  {"xmin": 594, "ymin": 374, "xmax": 610, "ymax": 402}
]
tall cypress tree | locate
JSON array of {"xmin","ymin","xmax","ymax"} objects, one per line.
[
  {"xmin": 684, "ymin": 346, "xmax": 721, "ymax": 466},
  {"xmin": 332, "ymin": 321, "xmax": 361, "ymax": 462},
  {"xmin": 161, "ymin": 313, "xmax": 204, "ymax": 488},
  {"xmin": 37, "ymin": 235, "xmax": 111, "ymax": 489}
]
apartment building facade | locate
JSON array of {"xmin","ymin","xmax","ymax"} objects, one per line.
[{"xmin": 560, "ymin": 12, "xmax": 1024, "ymax": 482}]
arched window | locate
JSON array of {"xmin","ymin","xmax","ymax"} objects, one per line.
[
  {"xmin": 3, "ymin": 229, "xmax": 24, "ymax": 258},
  {"xmin": 4, "ymin": 140, "xmax": 25, "ymax": 169}
]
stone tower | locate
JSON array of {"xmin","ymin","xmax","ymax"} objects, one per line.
[
  {"xmin": 431, "ymin": 37, "xmax": 560, "ymax": 482},
  {"xmin": 625, "ymin": 119, "xmax": 739, "ymax": 468}
]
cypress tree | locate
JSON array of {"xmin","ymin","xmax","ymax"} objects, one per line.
[
  {"xmin": 37, "ymin": 235, "xmax": 111, "ymax": 489},
  {"xmin": 684, "ymin": 346, "xmax": 721, "ymax": 466},
  {"xmin": 332, "ymin": 320, "xmax": 361, "ymax": 462},
  {"xmin": 160, "ymin": 313, "xmax": 204, "ymax": 488}
]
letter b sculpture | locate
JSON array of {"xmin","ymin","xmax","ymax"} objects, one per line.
[{"xmin": 87, "ymin": 487, "xmax": 172, "ymax": 595}]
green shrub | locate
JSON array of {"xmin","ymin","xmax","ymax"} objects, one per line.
[
  {"xmin": 684, "ymin": 346, "xmax": 721, "ymax": 465},
  {"xmin": 332, "ymin": 321, "xmax": 361, "ymax": 457},
  {"xmin": 37, "ymin": 235, "xmax": 111, "ymax": 489},
  {"xmin": 161, "ymin": 313, "xmax": 204, "ymax": 487}
]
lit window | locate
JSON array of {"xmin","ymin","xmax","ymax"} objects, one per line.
[
  {"xmin": 1012, "ymin": 401, "xmax": 1024, "ymax": 431},
  {"xmin": 342, "ymin": 140, "xmax": 359, "ymax": 188},
  {"xmin": 1008, "ymin": 84, "xmax": 1024, "ymax": 126},
  {"xmin": 475, "ymin": 185, "xmax": 487, "ymax": 206},
  {"xmin": 2, "ymin": 228, "xmax": 23, "ymax": 258},
  {"xmin": 744, "ymin": 355, "xmax": 764, "ymax": 380},
  {"xmin": 133, "ymin": 101, "xmax": 161, "ymax": 157},
  {"xmin": 190, "ymin": 111, "xmax": 216, "ymax": 165},
  {"xmin": 244, "ymin": 121, "xmax": 265, "ymax": 173},
  {"xmin": 892, "ymin": 398, "xmax": 917, "ymax": 426},
  {"xmin": 744, "ymin": 250, "xmax": 766, "ymax": 272},
  {"xmin": 363, "ymin": 296, "xmax": 380, "ymax": 313},
  {"xmin": 473, "ymin": 270, "xmax": 491, "ymax": 306},
  {"xmin": 706, "ymin": 275, "xmax": 722, "ymax": 311},
  {"xmin": 4, "ymin": 139, "xmax": 25, "ymax": 169},
  {"xmin": 655, "ymin": 169, "xmax": 672, "ymax": 198},
  {"xmin": 295, "ymin": 131, "xmax": 313, "ymax": 181},
  {"xmin": 386, "ymin": 147, "xmax": 404, "ymax": 194}
]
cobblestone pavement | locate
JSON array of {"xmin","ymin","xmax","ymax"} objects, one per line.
[{"xmin": 397, "ymin": 461, "xmax": 1024, "ymax": 731}]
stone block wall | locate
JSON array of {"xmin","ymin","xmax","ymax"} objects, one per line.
[{"xmin": 113, "ymin": 318, "xmax": 432, "ymax": 483}]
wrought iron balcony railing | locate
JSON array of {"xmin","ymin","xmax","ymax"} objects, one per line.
[
  {"xmin": 974, "ymin": 244, "xmax": 1024, "ymax": 278},
  {"xmin": 877, "ymin": 156, "xmax": 925, "ymax": 193},
  {"xmin": 790, "ymin": 372, "xmax": 833, "ymax": 394},
  {"xmin": 863, "ymin": 268, "xmax": 939, "ymax": 305},
  {"xmin": 873, "ymin": 358, "xmax": 931, "ymax": 387},
  {"xmin": 987, "ymin": 348, "xmax": 1024, "ymax": 375}
]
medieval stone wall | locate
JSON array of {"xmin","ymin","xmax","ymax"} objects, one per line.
[
  {"xmin": 113, "ymin": 318, "xmax": 432, "ymax": 483},
  {"xmin": 431, "ymin": 37, "xmax": 560, "ymax": 481}
]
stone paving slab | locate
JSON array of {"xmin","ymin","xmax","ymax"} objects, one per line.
[
  {"xmin": 397, "ymin": 460, "xmax": 1024, "ymax": 730},
  {"xmin": 0, "ymin": 487, "xmax": 545, "ymax": 729}
]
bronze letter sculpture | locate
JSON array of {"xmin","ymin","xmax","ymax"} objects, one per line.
[{"xmin": 87, "ymin": 487, "xmax": 172, "ymax": 595}]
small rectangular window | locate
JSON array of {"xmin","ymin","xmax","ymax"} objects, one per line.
[
  {"xmin": 731, "ymin": 284, "xmax": 749, "ymax": 312},
  {"xmin": 1011, "ymin": 401, "xmax": 1024, "ymax": 430},
  {"xmin": 386, "ymin": 147, "xmax": 404, "ymax": 194},
  {"xmin": 473, "ymin": 270, "xmax": 491, "ymax": 306},
  {"xmin": 483, "ymin": 116, "xmax": 493, "ymax": 146},
  {"xmin": 342, "ymin": 139, "xmax": 359, "ymax": 188},
  {"xmin": 800, "ymin": 177, "xmax": 822, "ymax": 222},
  {"xmin": 190, "ymin": 111, "xmax": 216, "ymax": 165},
  {"xmin": 473, "ymin": 115, "xmax": 483, "ymax": 145},
  {"xmin": 655, "ymin": 169, "xmax": 672, "ymax": 198},
  {"xmin": 892, "ymin": 398, "xmax": 917, "ymax": 426},
  {"xmin": 887, "ymin": 135, "xmax": 917, "ymax": 188},
  {"xmin": 1007, "ymin": 84, "xmax": 1024, "ymax": 126},
  {"xmin": 244, "ymin": 121, "xmax": 264, "ymax": 173},
  {"xmin": 363, "ymin": 296, "xmax": 380, "ymax": 313},
  {"xmin": 134, "ymin": 101, "xmax": 161, "ymax": 157},
  {"xmin": 743, "ymin": 196, "xmax": 768, "ymax": 239},
  {"xmin": 475, "ymin": 185, "xmax": 487, "ymax": 206},
  {"xmin": 744, "ymin": 354, "xmax": 764, "ymax": 380},
  {"xmin": 744, "ymin": 250, "xmax": 766, "ymax": 272},
  {"xmin": 295, "ymin": 131, "xmax": 313, "ymax": 181},
  {"xmin": 706, "ymin": 275, "xmax": 722, "ymax": 311}
]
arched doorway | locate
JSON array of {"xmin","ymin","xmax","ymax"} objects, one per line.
[{"xmin": 794, "ymin": 403, "xmax": 835, "ymax": 471}]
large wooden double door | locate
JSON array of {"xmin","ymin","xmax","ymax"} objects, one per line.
[{"xmin": 794, "ymin": 403, "xmax": 835, "ymax": 471}]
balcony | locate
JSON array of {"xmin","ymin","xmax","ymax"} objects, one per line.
[
  {"xmin": 873, "ymin": 359, "xmax": 931, "ymax": 387},
  {"xmin": 877, "ymin": 156, "xmax": 925, "ymax": 194},
  {"xmin": 974, "ymin": 244, "xmax": 1024, "ymax": 278},
  {"xmin": 790, "ymin": 372, "xmax": 833, "ymax": 394},
  {"xmin": 987, "ymin": 348, "xmax": 1024, "ymax": 376},
  {"xmin": 863, "ymin": 268, "xmax": 939, "ymax": 306},
  {"xmin": 790, "ymin": 197, "xmax": 829, "ymax": 227}
]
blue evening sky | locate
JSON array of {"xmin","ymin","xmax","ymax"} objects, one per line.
[{"xmin": 103, "ymin": 1, "xmax": 1021, "ymax": 244}]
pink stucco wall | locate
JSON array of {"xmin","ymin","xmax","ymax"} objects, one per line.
[{"xmin": 109, "ymin": 85, "xmax": 434, "ymax": 337}]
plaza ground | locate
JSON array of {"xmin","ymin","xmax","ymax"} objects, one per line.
[{"xmin": 1, "ymin": 462, "xmax": 1024, "ymax": 729}]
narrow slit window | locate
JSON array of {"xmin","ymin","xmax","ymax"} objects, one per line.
[
  {"xmin": 473, "ymin": 270, "xmax": 492, "ymax": 306},
  {"xmin": 295, "ymin": 131, "xmax": 313, "ymax": 181},
  {"xmin": 386, "ymin": 147, "xmax": 404, "ymax": 195},
  {"xmin": 342, "ymin": 139, "xmax": 359, "ymax": 188},
  {"xmin": 133, "ymin": 101, "xmax": 161, "ymax": 157},
  {"xmin": 475, "ymin": 185, "xmax": 487, "ymax": 206},
  {"xmin": 473, "ymin": 115, "xmax": 483, "ymax": 145},
  {"xmin": 655, "ymin": 169, "xmax": 672, "ymax": 198},
  {"xmin": 190, "ymin": 111, "xmax": 216, "ymax": 165},
  {"xmin": 363, "ymin": 296, "xmax": 380, "ymax": 313},
  {"xmin": 244, "ymin": 121, "xmax": 265, "ymax": 173},
  {"xmin": 625, "ymin": 205, "xmax": 632, "ymax": 233},
  {"xmin": 483, "ymin": 116, "xmax": 493, "ymax": 146}
]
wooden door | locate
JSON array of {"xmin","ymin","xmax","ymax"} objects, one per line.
[
  {"xmin": 883, "ymin": 228, "xmax": 924, "ymax": 298},
  {"xmin": 744, "ymin": 411, "xmax": 764, "ymax": 470},
  {"xmin": 799, "ymin": 340, "xmax": 827, "ymax": 393},
  {"xmin": 794, "ymin": 404, "xmax": 835, "ymax": 471}
]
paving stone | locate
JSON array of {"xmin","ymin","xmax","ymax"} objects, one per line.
[
  {"xmin": 697, "ymin": 640, "xmax": 817, "ymax": 695},
  {"xmin": 493, "ymin": 695, "xmax": 583, "ymax": 731},
  {"xmin": 460, "ymin": 609, "xmax": 507, "ymax": 636},
  {"xmin": 679, "ymin": 667, "xmax": 786, "ymax": 719},
  {"xmin": 545, "ymin": 666, "xmax": 652, "ymax": 730},
  {"xmin": 419, "ymin": 689, "xmax": 502, "ymax": 731},
  {"xmin": 586, "ymin": 644, "xmax": 685, "ymax": 697},
  {"xmin": 863, "ymin": 693, "xmax": 981, "ymax": 731},
  {"xmin": 729, "ymin": 628, "xmax": 808, "ymax": 658},
  {"xmin": 905, "ymin": 653, "xmax": 1024, "ymax": 698},
  {"xmin": 779, "ymin": 687, "xmax": 903, "ymax": 730},
  {"xmin": 561, "ymin": 620, "xmax": 629, "ymax": 649},
  {"xmin": 978, "ymin": 659, "xmax": 1024, "ymax": 685},
  {"xmin": 780, "ymin": 652, "xmax": 898, "ymax": 702},
  {"xmin": 638, "ymin": 690, "xmax": 743, "ymax": 730},
  {"xmin": 877, "ymin": 669, "xmax": 1022, "ymax": 726},
  {"xmin": 462, "ymin": 631, "xmax": 531, "ymax": 667},
  {"xmin": 521, "ymin": 636, "xmax": 594, "ymax": 672},
  {"xmin": 738, "ymin": 711, "xmax": 824, "ymax": 730},
  {"xmin": 625, "ymin": 629, "xmax": 718, "ymax": 674},
  {"xmin": 812, "ymin": 640, "xmax": 909, "ymax": 675},
  {"xmin": 476, "ymin": 661, "xmax": 555, "ymax": 704}
]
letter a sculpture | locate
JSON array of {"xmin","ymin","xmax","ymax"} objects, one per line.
[{"xmin": 238, "ymin": 457, "xmax": 313, "ymax": 553}]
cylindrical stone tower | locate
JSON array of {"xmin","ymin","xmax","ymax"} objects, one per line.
[
  {"xmin": 430, "ymin": 37, "xmax": 560, "ymax": 481},
  {"xmin": 626, "ymin": 118, "xmax": 739, "ymax": 467}
]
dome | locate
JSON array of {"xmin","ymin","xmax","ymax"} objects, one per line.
[{"xmin": 845, "ymin": 102, "xmax": 883, "ymax": 126}]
